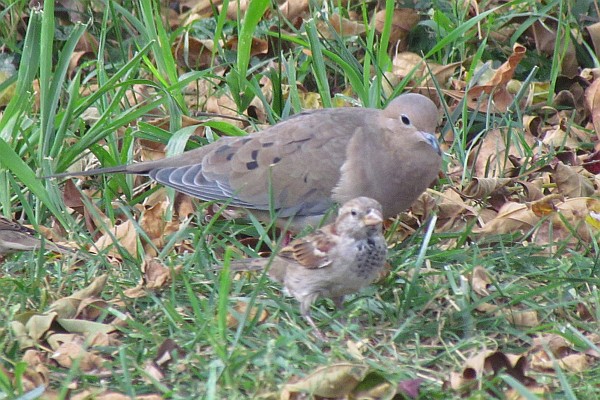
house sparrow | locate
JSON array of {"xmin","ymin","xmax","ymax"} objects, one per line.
[
  {"xmin": 0, "ymin": 216, "xmax": 79, "ymax": 258},
  {"xmin": 49, "ymin": 93, "xmax": 442, "ymax": 230},
  {"xmin": 229, "ymin": 197, "xmax": 387, "ymax": 341}
]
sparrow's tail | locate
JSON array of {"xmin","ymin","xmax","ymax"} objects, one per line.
[{"xmin": 216, "ymin": 257, "xmax": 272, "ymax": 272}]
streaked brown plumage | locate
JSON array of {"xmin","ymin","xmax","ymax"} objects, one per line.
[
  {"xmin": 229, "ymin": 197, "xmax": 387, "ymax": 341},
  {"xmin": 0, "ymin": 216, "xmax": 78, "ymax": 257}
]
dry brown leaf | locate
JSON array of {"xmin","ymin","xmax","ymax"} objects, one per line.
[
  {"xmin": 122, "ymin": 285, "xmax": 148, "ymax": 299},
  {"xmin": 531, "ymin": 351, "xmax": 590, "ymax": 373},
  {"xmin": 174, "ymin": 36, "xmax": 215, "ymax": 70},
  {"xmin": 586, "ymin": 22, "xmax": 600, "ymax": 59},
  {"xmin": 551, "ymin": 197, "xmax": 595, "ymax": 243},
  {"xmin": 55, "ymin": 319, "xmax": 116, "ymax": 336},
  {"xmin": 532, "ymin": 334, "xmax": 571, "ymax": 357},
  {"xmin": 282, "ymin": 363, "xmax": 369, "ymax": 398},
  {"xmin": 144, "ymin": 360, "xmax": 165, "ymax": 383},
  {"xmin": 71, "ymin": 391, "xmax": 163, "ymax": 400},
  {"xmin": 49, "ymin": 275, "xmax": 109, "ymax": 318},
  {"xmin": 469, "ymin": 266, "xmax": 492, "ymax": 296},
  {"xmin": 226, "ymin": 300, "xmax": 269, "ymax": 329},
  {"xmin": 226, "ymin": 36, "xmax": 269, "ymax": 57},
  {"xmin": 123, "ymin": 84, "xmax": 162, "ymax": 117},
  {"xmin": 24, "ymin": 312, "xmax": 57, "ymax": 341},
  {"xmin": 389, "ymin": 52, "xmax": 459, "ymax": 90},
  {"xmin": 175, "ymin": 193, "xmax": 196, "ymax": 218},
  {"xmin": 551, "ymin": 162, "xmax": 596, "ymax": 198},
  {"xmin": 317, "ymin": 13, "xmax": 366, "ymax": 39},
  {"xmin": 143, "ymin": 258, "xmax": 182, "ymax": 289},
  {"xmin": 462, "ymin": 177, "xmax": 512, "ymax": 199},
  {"xmin": 542, "ymin": 124, "xmax": 581, "ymax": 149},
  {"xmin": 21, "ymin": 349, "xmax": 50, "ymax": 391},
  {"xmin": 433, "ymin": 188, "xmax": 478, "ymax": 219},
  {"xmin": 278, "ymin": 0, "xmax": 311, "ymax": 21},
  {"xmin": 179, "ymin": 0, "xmax": 220, "ymax": 25},
  {"xmin": 530, "ymin": 20, "xmax": 577, "ymax": 77},
  {"xmin": 585, "ymin": 197, "xmax": 600, "ymax": 230},
  {"xmin": 585, "ymin": 77, "xmax": 600, "ymax": 138},
  {"xmin": 447, "ymin": 350, "xmax": 531, "ymax": 392},
  {"xmin": 517, "ymin": 180, "xmax": 545, "ymax": 202},
  {"xmin": 471, "ymin": 127, "xmax": 537, "ymax": 178},
  {"xmin": 205, "ymin": 94, "xmax": 245, "ymax": 128},
  {"xmin": 466, "ymin": 43, "xmax": 526, "ymax": 112},
  {"xmin": 472, "ymin": 202, "xmax": 538, "ymax": 235},
  {"xmin": 529, "ymin": 194, "xmax": 560, "ymax": 217},
  {"xmin": 123, "ymin": 258, "xmax": 182, "ymax": 298},
  {"xmin": 74, "ymin": 297, "xmax": 110, "ymax": 321},
  {"xmin": 523, "ymin": 115, "xmax": 542, "ymax": 137},
  {"xmin": 94, "ymin": 220, "xmax": 139, "ymax": 258},
  {"xmin": 51, "ymin": 339, "xmax": 106, "ymax": 372},
  {"xmin": 505, "ymin": 310, "xmax": 539, "ymax": 328},
  {"xmin": 374, "ymin": 8, "xmax": 419, "ymax": 50},
  {"xmin": 223, "ymin": 0, "xmax": 250, "ymax": 19}
]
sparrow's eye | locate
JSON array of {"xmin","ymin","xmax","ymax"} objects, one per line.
[{"xmin": 400, "ymin": 114, "xmax": 411, "ymax": 125}]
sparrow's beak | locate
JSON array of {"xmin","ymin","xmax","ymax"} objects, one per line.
[{"xmin": 363, "ymin": 209, "xmax": 383, "ymax": 226}]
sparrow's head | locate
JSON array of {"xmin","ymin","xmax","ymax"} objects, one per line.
[{"xmin": 335, "ymin": 197, "xmax": 384, "ymax": 238}]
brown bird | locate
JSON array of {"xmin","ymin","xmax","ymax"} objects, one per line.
[
  {"xmin": 229, "ymin": 197, "xmax": 387, "ymax": 341},
  {"xmin": 50, "ymin": 93, "xmax": 442, "ymax": 229},
  {"xmin": 0, "ymin": 216, "xmax": 79, "ymax": 257}
]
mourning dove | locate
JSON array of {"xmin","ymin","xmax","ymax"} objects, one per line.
[
  {"xmin": 50, "ymin": 93, "xmax": 442, "ymax": 229},
  {"xmin": 0, "ymin": 216, "xmax": 79, "ymax": 257},
  {"xmin": 229, "ymin": 197, "xmax": 387, "ymax": 341}
]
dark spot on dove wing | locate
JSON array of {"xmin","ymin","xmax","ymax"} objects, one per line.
[
  {"xmin": 262, "ymin": 142, "xmax": 274, "ymax": 147},
  {"xmin": 245, "ymin": 150, "xmax": 260, "ymax": 169},
  {"xmin": 216, "ymin": 144, "xmax": 231, "ymax": 154},
  {"xmin": 216, "ymin": 145, "xmax": 236, "ymax": 161},
  {"xmin": 272, "ymin": 157, "xmax": 281, "ymax": 164}
]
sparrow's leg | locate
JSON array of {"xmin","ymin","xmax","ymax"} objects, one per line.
[
  {"xmin": 300, "ymin": 295, "xmax": 328, "ymax": 342},
  {"xmin": 332, "ymin": 296, "xmax": 345, "ymax": 310}
]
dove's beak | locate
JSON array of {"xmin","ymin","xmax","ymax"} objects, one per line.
[
  {"xmin": 421, "ymin": 131, "xmax": 442, "ymax": 156},
  {"xmin": 363, "ymin": 210, "xmax": 383, "ymax": 226}
]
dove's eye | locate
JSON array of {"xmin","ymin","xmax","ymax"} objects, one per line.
[
  {"xmin": 400, "ymin": 114, "xmax": 411, "ymax": 125},
  {"xmin": 350, "ymin": 209, "xmax": 358, "ymax": 217}
]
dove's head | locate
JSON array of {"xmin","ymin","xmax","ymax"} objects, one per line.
[
  {"xmin": 384, "ymin": 93, "xmax": 439, "ymax": 134},
  {"xmin": 382, "ymin": 93, "xmax": 442, "ymax": 156}
]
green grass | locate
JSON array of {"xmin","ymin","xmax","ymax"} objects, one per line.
[{"xmin": 1, "ymin": 0, "xmax": 600, "ymax": 398}]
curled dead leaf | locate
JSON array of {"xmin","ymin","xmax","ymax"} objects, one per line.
[
  {"xmin": 49, "ymin": 275, "xmax": 109, "ymax": 318},
  {"xmin": 447, "ymin": 350, "xmax": 532, "ymax": 392},
  {"xmin": 466, "ymin": 43, "xmax": 526, "ymax": 112},
  {"xmin": 469, "ymin": 266, "xmax": 492, "ymax": 296},
  {"xmin": 462, "ymin": 177, "xmax": 512, "ymax": 199}
]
